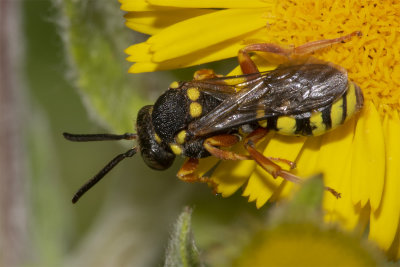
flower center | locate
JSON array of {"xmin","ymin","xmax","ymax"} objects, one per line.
[{"xmin": 262, "ymin": 0, "xmax": 400, "ymax": 116}]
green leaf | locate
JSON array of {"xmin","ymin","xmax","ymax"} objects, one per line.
[
  {"xmin": 28, "ymin": 109, "xmax": 71, "ymax": 266},
  {"xmin": 165, "ymin": 207, "xmax": 204, "ymax": 267},
  {"xmin": 287, "ymin": 174, "xmax": 324, "ymax": 213},
  {"xmin": 56, "ymin": 0, "xmax": 148, "ymax": 132},
  {"xmin": 269, "ymin": 174, "xmax": 325, "ymax": 225}
]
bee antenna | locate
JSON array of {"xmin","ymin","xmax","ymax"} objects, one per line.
[
  {"xmin": 63, "ymin": 132, "xmax": 137, "ymax": 142},
  {"xmin": 72, "ymin": 147, "xmax": 138, "ymax": 204}
]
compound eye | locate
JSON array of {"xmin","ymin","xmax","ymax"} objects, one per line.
[
  {"xmin": 137, "ymin": 106, "xmax": 176, "ymax": 170},
  {"xmin": 142, "ymin": 147, "xmax": 175, "ymax": 170}
]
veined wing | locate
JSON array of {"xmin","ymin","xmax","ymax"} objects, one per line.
[{"xmin": 188, "ymin": 64, "xmax": 348, "ymax": 136}]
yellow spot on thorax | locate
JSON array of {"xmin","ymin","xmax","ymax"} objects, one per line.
[
  {"xmin": 187, "ymin": 87, "xmax": 200, "ymax": 101},
  {"xmin": 169, "ymin": 144, "xmax": 182, "ymax": 155},
  {"xmin": 190, "ymin": 102, "xmax": 202, "ymax": 118},
  {"xmin": 154, "ymin": 133, "xmax": 162, "ymax": 144},
  {"xmin": 176, "ymin": 130, "xmax": 187, "ymax": 144},
  {"xmin": 169, "ymin": 81, "xmax": 180, "ymax": 89}
]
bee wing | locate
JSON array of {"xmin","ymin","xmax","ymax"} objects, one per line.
[
  {"xmin": 187, "ymin": 78, "xmax": 272, "ymax": 135},
  {"xmin": 185, "ymin": 71, "xmax": 268, "ymax": 99},
  {"xmin": 239, "ymin": 63, "xmax": 348, "ymax": 114},
  {"xmin": 188, "ymin": 64, "xmax": 348, "ymax": 136}
]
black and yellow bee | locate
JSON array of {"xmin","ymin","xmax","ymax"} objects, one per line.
[{"xmin": 64, "ymin": 31, "xmax": 363, "ymax": 203}]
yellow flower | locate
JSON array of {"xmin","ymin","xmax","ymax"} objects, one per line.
[
  {"xmin": 235, "ymin": 224, "xmax": 381, "ymax": 266},
  {"xmin": 121, "ymin": 0, "xmax": 400, "ymax": 259}
]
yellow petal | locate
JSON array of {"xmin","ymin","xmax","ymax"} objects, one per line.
[
  {"xmin": 324, "ymin": 140, "xmax": 369, "ymax": 233},
  {"xmin": 291, "ymin": 117, "xmax": 368, "ymax": 231},
  {"xmin": 125, "ymin": 43, "xmax": 152, "ymax": 62},
  {"xmin": 213, "ymin": 158, "xmax": 256, "ymax": 197},
  {"xmin": 127, "ymin": 30, "xmax": 262, "ymax": 72},
  {"xmin": 147, "ymin": 0, "xmax": 274, "ymax": 8},
  {"xmin": 243, "ymin": 134, "xmax": 306, "ymax": 208},
  {"xmin": 351, "ymin": 101, "xmax": 385, "ymax": 211},
  {"xmin": 195, "ymin": 157, "xmax": 220, "ymax": 178},
  {"xmin": 369, "ymin": 111, "xmax": 400, "ymax": 250},
  {"xmin": 318, "ymin": 118, "xmax": 356, "ymax": 214},
  {"xmin": 120, "ymin": 0, "xmax": 175, "ymax": 11},
  {"xmin": 128, "ymin": 42, "xmax": 239, "ymax": 72},
  {"xmin": 327, "ymin": 154, "xmax": 370, "ymax": 233},
  {"xmin": 147, "ymin": 9, "xmax": 271, "ymax": 62},
  {"xmin": 293, "ymin": 136, "xmax": 322, "ymax": 178},
  {"xmin": 124, "ymin": 9, "xmax": 216, "ymax": 35},
  {"xmin": 214, "ymin": 160, "xmax": 257, "ymax": 197},
  {"xmin": 212, "ymin": 134, "xmax": 272, "ymax": 198},
  {"xmin": 286, "ymin": 136, "xmax": 322, "ymax": 200}
]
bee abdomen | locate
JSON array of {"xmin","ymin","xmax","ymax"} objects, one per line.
[{"xmin": 258, "ymin": 81, "xmax": 363, "ymax": 136}]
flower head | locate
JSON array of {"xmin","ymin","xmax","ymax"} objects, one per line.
[{"xmin": 121, "ymin": 0, "xmax": 400, "ymax": 259}]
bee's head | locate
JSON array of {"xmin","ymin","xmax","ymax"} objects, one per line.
[{"xmin": 136, "ymin": 105, "xmax": 176, "ymax": 170}]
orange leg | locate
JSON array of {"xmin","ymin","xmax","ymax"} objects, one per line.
[
  {"xmin": 204, "ymin": 134, "xmax": 250, "ymax": 160},
  {"xmin": 243, "ymin": 128, "xmax": 299, "ymax": 181},
  {"xmin": 179, "ymin": 134, "xmax": 252, "ymax": 189},
  {"xmin": 176, "ymin": 158, "xmax": 218, "ymax": 191},
  {"xmin": 266, "ymin": 157, "xmax": 297, "ymax": 169},
  {"xmin": 238, "ymin": 31, "xmax": 361, "ymax": 74},
  {"xmin": 197, "ymin": 129, "xmax": 340, "ymax": 198},
  {"xmin": 244, "ymin": 143, "xmax": 302, "ymax": 183},
  {"xmin": 189, "ymin": 134, "xmax": 249, "ymax": 193},
  {"xmin": 193, "ymin": 69, "xmax": 221, "ymax": 80},
  {"xmin": 243, "ymin": 128, "xmax": 340, "ymax": 198},
  {"xmin": 202, "ymin": 130, "xmax": 298, "ymax": 181}
]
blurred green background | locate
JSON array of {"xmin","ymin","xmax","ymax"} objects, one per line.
[{"xmin": 1, "ymin": 0, "xmax": 260, "ymax": 266}]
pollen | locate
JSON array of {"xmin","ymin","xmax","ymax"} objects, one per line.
[
  {"xmin": 189, "ymin": 102, "xmax": 202, "ymax": 118},
  {"xmin": 270, "ymin": 0, "xmax": 400, "ymax": 116}
]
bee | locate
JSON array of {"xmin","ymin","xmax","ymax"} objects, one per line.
[{"xmin": 64, "ymin": 31, "xmax": 363, "ymax": 203}]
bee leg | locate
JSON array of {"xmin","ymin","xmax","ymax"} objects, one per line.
[
  {"xmin": 242, "ymin": 128, "xmax": 294, "ymax": 179},
  {"xmin": 292, "ymin": 31, "xmax": 361, "ymax": 55},
  {"xmin": 193, "ymin": 69, "xmax": 221, "ymax": 80},
  {"xmin": 203, "ymin": 134, "xmax": 250, "ymax": 160},
  {"xmin": 245, "ymin": 142, "xmax": 302, "ymax": 183},
  {"xmin": 266, "ymin": 157, "xmax": 296, "ymax": 169},
  {"xmin": 238, "ymin": 43, "xmax": 288, "ymax": 74},
  {"xmin": 177, "ymin": 158, "xmax": 218, "ymax": 191},
  {"xmin": 244, "ymin": 128, "xmax": 341, "ymax": 198},
  {"xmin": 203, "ymin": 131, "xmax": 295, "ymax": 168},
  {"xmin": 241, "ymin": 128, "xmax": 296, "ymax": 169},
  {"xmin": 238, "ymin": 31, "xmax": 361, "ymax": 74}
]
